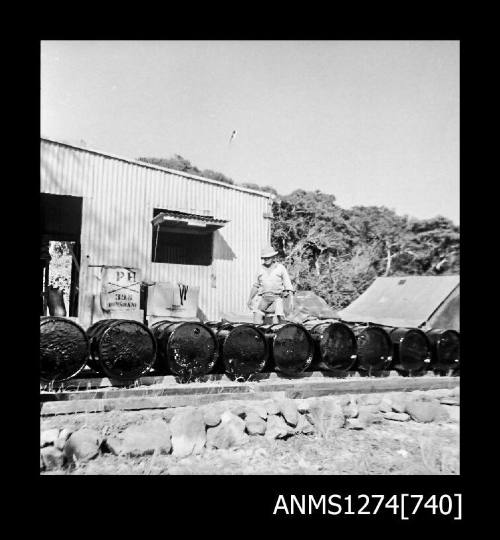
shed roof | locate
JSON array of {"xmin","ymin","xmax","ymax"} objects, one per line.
[
  {"xmin": 151, "ymin": 209, "xmax": 229, "ymax": 230},
  {"xmin": 41, "ymin": 137, "xmax": 275, "ymax": 199},
  {"xmin": 337, "ymin": 275, "xmax": 460, "ymax": 329}
]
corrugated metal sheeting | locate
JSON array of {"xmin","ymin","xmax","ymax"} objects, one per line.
[
  {"xmin": 337, "ymin": 275, "xmax": 460, "ymax": 329},
  {"xmin": 40, "ymin": 138, "xmax": 273, "ymax": 326}
]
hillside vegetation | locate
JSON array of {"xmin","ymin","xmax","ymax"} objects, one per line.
[{"xmin": 271, "ymin": 190, "xmax": 459, "ymax": 308}]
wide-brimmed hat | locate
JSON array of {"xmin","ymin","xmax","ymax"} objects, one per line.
[{"xmin": 261, "ymin": 246, "xmax": 278, "ymax": 258}]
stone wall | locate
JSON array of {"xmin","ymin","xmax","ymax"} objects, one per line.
[{"xmin": 40, "ymin": 386, "xmax": 459, "ymax": 472}]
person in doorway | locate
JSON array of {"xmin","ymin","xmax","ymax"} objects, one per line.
[
  {"xmin": 40, "ymin": 238, "xmax": 51, "ymax": 315},
  {"xmin": 247, "ymin": 246, "xmax": 294, "ymax": 324}
]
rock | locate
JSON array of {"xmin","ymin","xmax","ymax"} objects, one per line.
[
  {"xmin": 265, "ymin": 414, "xmax": 293, "ymax": 440},
  {"xmin": 264, "ymin": 400, "xmax": 280, "ymax": 415},
  {"xmin": 378, "ymin": 397, "xmax": 393, "ymax": 413},
  {"xmin": 229, "ymin": 403, "xmax": 247, "ymax": 418},
  {"xmin": 245, "ymin": 411, "xmax": 267, "ymax": 435},
  {"xmin": 278, "ymin": 398, "xmax": 299, "ymax": 427},
  {"xmin": 294, "ymin": 413, "xmax": 315, "ymax": 435},
  {"xmin": 295, "ymin": 399, "xmax": 311, "ymax": 413},
  {"xmin": 338, "ymin": 395, "xmax": 351, "ymax": 406},
  {"xmin": 406, "ymin": 399, "xmax": 446, "ymax": 423},
  {"xmin": 357, "ymin": 405, "xmax": 382, "ymax": 427},
  {"xmin": 245, "ymin": 403, "xmax": 268, "ymax": 420},
  {"xmin": 116, "ymin": 419, "xmax": 172, "ymax": 457},
  {"xmin": 206, "ymin": 411, "xmax": 249, "ymax": 449},
  {"xmin": 307, "ymin": 398, "xmax": 345, "ymax": 437},
  {"xmin": 55, "ymin": 428, "xmax": 72, "ymax": 451},
  {"xmin": 383, "ymin": 412, "xmax": 410, "ymax": 422},
  {"xmin": 345, "ymin": 418, "xmax": 364, "ymax": 430},
  {"xmin": 424, "ymin": 388, "xmax": 453, "ymax": 400},
  {"xmin": 359, "ymin": 394, "xmax": 382, "ymax": 406},
  {"xmin": 419, "ymin": 393, "xmax": 440, "ymax": 402},
  {"xmin": 435, "ymin": 406, "xmax": 450, "ymax": 423},
  {"xmin": 41, "ymin": 446, "xmax": 64, "ymax": 470},
  {"xmin": 170, "ymin": 408, "xmax": 206, "ymax": 458},
  {"xmin": 408, "ymin": 391, "xmax": 425, "ymax": 402},
  {"xmin": 40, "ymin": 428, "xmax": 59, "ymax": 448},
  {"xmin": 442, "ymin": 405, "xmax": 460, "ymax": 423},
  {"xmin": 342, "ymin": 396, "xmax": 359, "ymax": 418},
  {"xmin": 63, "ymin": 428, "xmax": 101, "ymax": 463},
  {"xmin": 450, "ymin": 386, "xmax": 460, "ymax": 397},
  {"xmin": 202, "ymin": 406, "xmax": 222, "ymax": 427},
  {"xmin": 440, "ymin": 397, "xmax": 460, "ymax": 406},
  {"xmin": 103, "ymin": 437, "xmax": 123, "ymax": 455},
  {"xmin": 40, "ymin": 453, "xmax": 45, "ymax": 471},
  {"xmin": 389, "ymin": 393, "xmax": 408, "ymax": 413}
]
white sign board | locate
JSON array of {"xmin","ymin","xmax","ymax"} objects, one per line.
[
  {"xmin": 100, "ymin": 266, "xmax": 141, "ymax": 312},
  {"xmin": 147, "ymin": 282, "xmax": 199, "ymax": 318}
]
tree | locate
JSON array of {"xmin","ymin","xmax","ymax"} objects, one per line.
[
  {"xmin": 137, "ymin": 155, "xmax": 201, "ymax": 175},
  {"xmin": 201, "ymin": 169, "xmax": 234, "ymax": 185},
  {"xmin": 270, "ymin": 191, "xmax": 459, "ymax": 309}
]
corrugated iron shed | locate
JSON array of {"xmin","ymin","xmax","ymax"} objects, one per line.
[
  {"xmin": 337, "ymin": 275, "xmax": 460, "ymax": 330},
  {"xmin": 40, "ymin": 138, "xmax": 274, "ymax": 326}
]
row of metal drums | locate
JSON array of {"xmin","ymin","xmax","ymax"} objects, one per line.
[{"xmin": 40, "ymin": 316, "xmax": 460, "ymax": 383}]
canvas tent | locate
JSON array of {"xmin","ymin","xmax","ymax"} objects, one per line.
[{"xmin": 337, "ymin": 275, "xmax": 460, "ymax": 331}]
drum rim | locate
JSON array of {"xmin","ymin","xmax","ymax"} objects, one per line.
[
  {"xmin": 268, "ymin": 322, "xmax": 314, "ymax": 373},
  {"xmin": 164, "ymin": 322, "xmax": 219, "ymax": 375},
  {"xmin": 40, "ymin": 317, "xmax": 90, "ymax": 382},
  {"xmin": 220, "ymin": 324, "xmax": 269, "ymax": 370},
  {"xmin": 355, "ymin": 326, "xmax": 393, "ymax": 370},
  {"xmin": 313, "ymin": 322, "xmax": 358, "ymax": 370},
  {"xmin": 93, "ymin": 319, "xmax": 157, "ymax": 379}
]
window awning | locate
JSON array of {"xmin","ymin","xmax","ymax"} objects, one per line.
[{"xmin": 151, "ymin": 210, "xmax": 229, "ymax": 231}]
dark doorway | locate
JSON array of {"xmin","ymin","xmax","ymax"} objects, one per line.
[{"xmin": 40, "ymin": 194, "xmax": 83, "ymax": 317}]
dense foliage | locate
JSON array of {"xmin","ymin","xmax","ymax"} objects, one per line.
[
  {"xmin": 138, "ymin": 155, "xmax": 236, "ymax": 186},
  {"xmin": 135, "ymin": 155, "xmax": 460, "ymax": 308},
  {"xmin": 271, "ymin": 190, "xmax": 459, "ymax": 308}
]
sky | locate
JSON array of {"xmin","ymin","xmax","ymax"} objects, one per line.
[{"xmin": 41, "ymin": 40, "xmax": 459, "ymax": 224}]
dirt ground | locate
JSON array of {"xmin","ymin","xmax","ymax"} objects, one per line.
[{"xmin": 41, "ymin": 408, "xmax": 459, "ymax": 475}]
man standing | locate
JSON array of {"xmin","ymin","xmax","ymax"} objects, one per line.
[{"xmin": 247, "ymin": 246, "xmax": 294, "ymax": 324}]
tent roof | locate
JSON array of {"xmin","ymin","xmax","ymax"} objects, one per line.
[{"xmin": 337, "ymin": 275, "xmax": 459, "ymax": 329}]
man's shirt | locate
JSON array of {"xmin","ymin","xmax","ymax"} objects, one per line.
[{"xmin": 253, "ymin": 262, "xmax": 293, "ymax": 295}]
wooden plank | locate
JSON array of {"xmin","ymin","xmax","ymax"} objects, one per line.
[
  {"xmin": 40, "ymin": 375, "xmax": 458, "ymax": 408},
  {"xmin": 248, "ymin": 375, "xmax": 457, "ymax": 396},
  {"xmin": 40, "ymin": 373, "xmax": 420, "ymax": 402},
  {"xmin": 40, "ymin": 369, "xmax": 439, "ymax": 392},
  {"xmin": 283, "ymin": 376, "xmax": 459, "ymax": 399},
  {"xmin": 40, "ymin": 391, "xmax": 287, "ymax": 416},
  {"xmin": 40, "ymin": 382, "xmax": 253, "ymax": 402}
]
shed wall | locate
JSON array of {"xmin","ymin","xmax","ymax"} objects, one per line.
[{"xmin": 40, "ymin": 139, "xmax": 272, "ymax": 325}]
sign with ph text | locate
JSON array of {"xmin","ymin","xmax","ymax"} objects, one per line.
[{"xmin": 100, "ymin": 266, "xmax": 141, "ymax": 312}]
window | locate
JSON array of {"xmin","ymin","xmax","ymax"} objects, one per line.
[{"xmin": 151, "ymin": 208, "xmax": 227, "ymax": 266}]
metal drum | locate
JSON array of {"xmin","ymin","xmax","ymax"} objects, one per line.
[
  {"xmin": 151, "ymin": 321, "xmax": 218, "ymax": 377},
  {"xmin": 207, "ymin": 322, "xmax": 269, "ymax": 377},
  {"xmin": 303, "ymin": 321, "xmax": 357, "ymax": 371},
  {"xmin": 425, "ymin": 329, "xmax": 460, "ymax": 373},
  {"xmin": 259, "ymin": 322, "xmax": 314, "ymax": 375},
  {"xmin": 389, "ymin": 327, "xmax": 432, "ymax": 374},
  {"xmin": 40, "ymin": 316, "xmax": 89, "ymax": 383},
  {"xmin": 86, "ymin": 319, "xmax": 156, "ymax": 380},
  {"xmin": 352, "ymin": 325, "xmax": 392, "ymax": 372}
]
